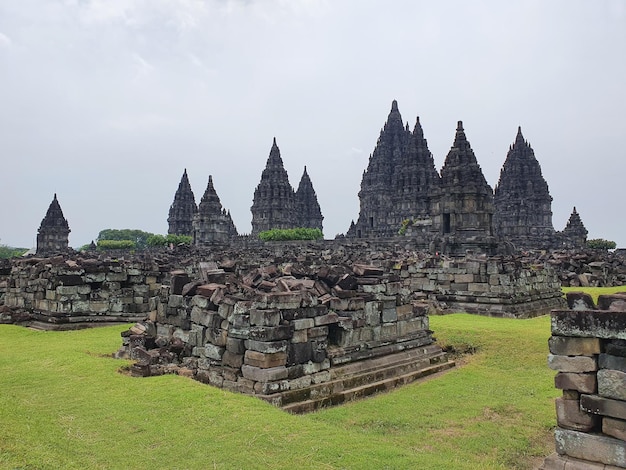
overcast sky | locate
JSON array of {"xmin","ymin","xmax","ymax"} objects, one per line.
[{"xmin": 1, "ymin": 0, "xmax": 625, "ymax": 248}]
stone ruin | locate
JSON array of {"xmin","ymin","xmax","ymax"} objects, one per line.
[
  {"xmin": 541, "ymin": 291, "xmax": 626, "ymax": 469},
  {"xmin": 118, "ymin": 259, "xmax": 454, "ymax": 413}
]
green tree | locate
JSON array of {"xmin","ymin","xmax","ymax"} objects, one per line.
[{"xmin": 97, "ymin": 229, "xmax": 155, "ymax": 249}]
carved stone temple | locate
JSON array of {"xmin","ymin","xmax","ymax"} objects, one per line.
[
  {"xmin": 346, "ymin": 100, "xmax": 588, "ymax": 253},
  {"xmin": 493, "ymin": 127, "xmax": 555, "ymax": 249},
  {"xmin": 250, "ymin": 138, "xmax": 324, "ymax": 236},
  {"xmin": 167, "ymin": 169, "xmax": 197, "ymax": 237},
  {"xmin": 193, "ymin": 176, "xmax": 238, "ymax": 245},
  {"xmin": 36, "ymin": 193, "xmax": 70, "ymax": 255}
]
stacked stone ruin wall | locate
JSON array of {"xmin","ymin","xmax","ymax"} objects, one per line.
[
  {"xmin": 0, "ymin": 256, "xmax": 171, "ymax": 327},
  {"xmin": 0, "ymin": 241, "xmax": 571, "ymax": 328},
  {"xmin": 541, "ymin": 293, "xmax": 626, "ymax": 469}
]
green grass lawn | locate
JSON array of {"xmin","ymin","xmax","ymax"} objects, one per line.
[{"xmin": 0, "ymin": 312, "xmax": 559, "ymax": 470}]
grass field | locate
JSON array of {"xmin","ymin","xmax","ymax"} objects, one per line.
[{"xmin": 0, "ymin": 310, "xmax": 562, "ymax": 470}]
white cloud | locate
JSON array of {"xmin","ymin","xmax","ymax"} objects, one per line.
[{"xmin": 0, "ymin": 32, "xmax": 12, "ymax": 48}]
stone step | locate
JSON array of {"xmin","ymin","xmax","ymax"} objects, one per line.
[
  {"xmin": 255, "ymin": 346, "xmax": 454, "ymax": 412},
  {"xmin": 281, "ymin": 359, "xmax": 455, "ymax": 414}
]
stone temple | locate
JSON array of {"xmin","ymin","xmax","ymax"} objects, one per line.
[
  {"xmin": 167, "ymin": 169, "xmax": 197, "ymax": 237},
  {"xmin": 250, "ymin": 138, "xmax": 323, "ymax": 236},
  {"xmin": 493, "ymin": 127, "xmax": 555, "ymax": 249},
  {"xmin": 193, "ymin": 175, "xmax": 238, "ymax": 245},
  {"xmin": 346, "ymin": 100, "xmax": 587, "ymax": 253},
  {"xmin": 36, "ymin": 193, "xmax": 70, "ymax": 255}
]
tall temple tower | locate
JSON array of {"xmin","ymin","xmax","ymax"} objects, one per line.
[
  {"xmin": 168, "ymin": 169, "xmax": 197, "ymax": 237},
  {"xmin": 353, "ymin": 100, "xmax": 411, "ymax": 237},
  {"xmin": 438, "ymin": 121, "xmax": 495, "ymax": 239},
  {"xmin": 389, "ymin": 116, "xmax": 441, "ymax": 228},
  {"xmin": 295, "ymin": 166, "xmax": 324, "ymax": 232},
  {"xmin": 250, "ymin": 138, "xmax": 297, "ymax": 236},
  {"xmin": 193, "ymin": 175, "xmax": 238, "ymax": 245},
  {"xmin": 36, "ymin": 193, "xmax": 70, "ymax": 255},
  {"xmin": 493, "ymin": 127, "xmax": 555, "ymax": 248}
]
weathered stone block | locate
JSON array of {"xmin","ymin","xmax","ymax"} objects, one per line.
[
  {"xmin": 204, "ymin": 343, "xmax": 225, "ymax": 360},
  {"xmin": 246, "ymin": 340, "xmax": 288, "ymax": 354},
  {"xmin": 598, "ymin": 369, "xmax": 626, "ymax": 401},
  {"xmin": 555, "ymin": 397, "xmax": 599, "ymax": 432},
  {"xmin": 222, "ymin": 351, "xmax": 244, "ymax": 368},
  {"xmin": 291, "ymin": 329, "xmax": 308, "ymax": 343},
  {"xmin": 241, "ymin": 364, "xmax": 288, "ymax": 382},
  {"xmin": 565, "ymin": 291, "xmax": 596, "ymax": 310},
  {"xmin": 603, "ymin": 417, "xmax": 626, "ymax": 441},
  {"xmin": 314, "ymin": 312, "xmax": 339, "ymax": 326},
  {"xmin": 382, "ymin": 308, "xmax": 397, "ymax": 323},
  {"xmin": 287, "ymin": 342, "xmax": 312, "ymax": 365},
  {"xmin": 249, "ymin": 325, "xmax": 292, "ymax": 341},
  {"xmin": 599, "ymin": 353, "xmax": 626, "ymax": 373},
  {"xmin": 226, "ymin": 337, "xmax": 246, "ymax": 355},
  {"xmin": 292, "ymin": 318, "xmax": 315, "ymax": 330},
  {"xmin": 554, "ymin": 373, "xmax": 596, "ymax": 394},
  {"xmin": 551, "ymin": 310, "xmax": 626, "ymax": 340},
  {"xmin": 554, "ymin": 427, "xmax": 626, "ymax": 467},
  {"xmin": 244, "ymin": 350, "xmax": 287, "ymax": 368},
  {"xmin": 548, "ymin": 355, "xmax": 597, "ymax": 373},
  {"xmin": 249, "ymin": 308, "xmax": 281, "ymax": 327},
  {"xmin": 581, "ymin": 394, "xmax": 626, "ymax": 420},
  {"xmin": 548, "ymin": 336, "xmax": 601, "ymax": 356}
]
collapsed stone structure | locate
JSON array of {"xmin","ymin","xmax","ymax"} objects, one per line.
[
  {"xmin": 36, "ymin": 194, "xmax": 71, "ymax": 255},
  {"xmin": 250, "ymin": 138, "xmax": 323, "ymax": 236},
  {"xmin": 541, "ymin": 291, "xmax": 626, "ymax": 469}
]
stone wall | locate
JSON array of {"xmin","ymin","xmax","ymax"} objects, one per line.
[
  {"xmin": 0, "ymin": 240, "xmax": 567, "ymax": 328},
  {"xmin": 541, "ymin": 292, "xmax": 626, "ymax": 469},
  {"xmin": 0, "ymin": 254, "xmax": 174, "ymax": 329}
]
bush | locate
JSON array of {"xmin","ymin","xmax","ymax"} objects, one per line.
[
  {"xmin": 259, "ymin": 228, "xmax": 323, "ymax": 241},
  {"xmin": 587, "ymin": 238, "xmax": 617, "ymax": 250},
  {"xmin": 97, "ymin": 229, "xmax": 154, "ymax": 249},
  {"xmin": 0, "ymin": 245, "xmax": 28, "ymax": 259},
  {"xmin": 96, "ymin": 239, "xmax": 136, "ymax": 251},
  {"xmin": 146, "ymin": 234, "xmax": 192, "ymax": 247}
]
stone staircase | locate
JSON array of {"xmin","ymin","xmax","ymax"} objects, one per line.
[{"xmin": 257, "ymin": 344, "xmax": 454, "ymax": 413}]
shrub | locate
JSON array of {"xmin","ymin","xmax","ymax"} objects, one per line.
[
  {"xmin": 96, "ymin": 239, "xmax": 136, "ymax": 251},
  {"xmin": 146, "ymin": 234, "xmax": 192, "ymax": 247},
  {"xmin": 259, "ymin": 228, "xmax": 323, "ymax": 241},
  {"xmin": 586, "ymin": 238, "xmax": 617, "ymax": 250}
]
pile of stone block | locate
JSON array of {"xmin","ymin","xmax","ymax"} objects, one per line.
[
  {"xmin": 541, "ymin": 292, "xmax": 626, "ymax": 469},
  {"xmin": 120, "ymin": 261, "xmax": 454, "ymax": 412}
]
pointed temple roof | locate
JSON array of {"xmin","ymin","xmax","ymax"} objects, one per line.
[
  {"xmin": 168, "ymin": 169, "xmax": 197, "ymax": 236},
  {"xmin": 197, "ymin": 175, "xmax": 223, "ymax": 215},
  {"xmin": 250, "ymin": 138, "xmax": 297, "ymax": 235},
  {"xmin": 295, "ymin": 166, "xmax": 324, "ymax": 231},
  {"xmin": 495, "ymin": 126, "xmax": 552, "ymax": 202},
  {"xmin": 440, "ymin": 121, "xmax": 491, "ymax": 192},
  {"xmin": 39, "ymin": 193, "xmax": 70, "ymax": 230}
]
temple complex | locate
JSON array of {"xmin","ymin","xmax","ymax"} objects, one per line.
[
  {"xmin": 36, "ymin": 193, "xmax": 70, "ymax": 255},
  {"xmin": 250, "ymin": 138, "xmax": 324, "ymax": 236},
  {"xmin": 347, "ymin": 100, "xmax": 587, "ymax": 253},
  {"xmin": 167, "ymin": 169, "xmax": 197, "ymax": 237},
  {"xmin": 193, "ymin": 176, "xmax": 238, "ymax": 245},
  {"xmin": 493, "ymin": 127, "xmax": 555, "ymax": 249}
]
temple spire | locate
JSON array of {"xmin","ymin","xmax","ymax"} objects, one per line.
[{"xmin": 168, "ymin": 169, "xmax": 197, "ymax": 236}]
